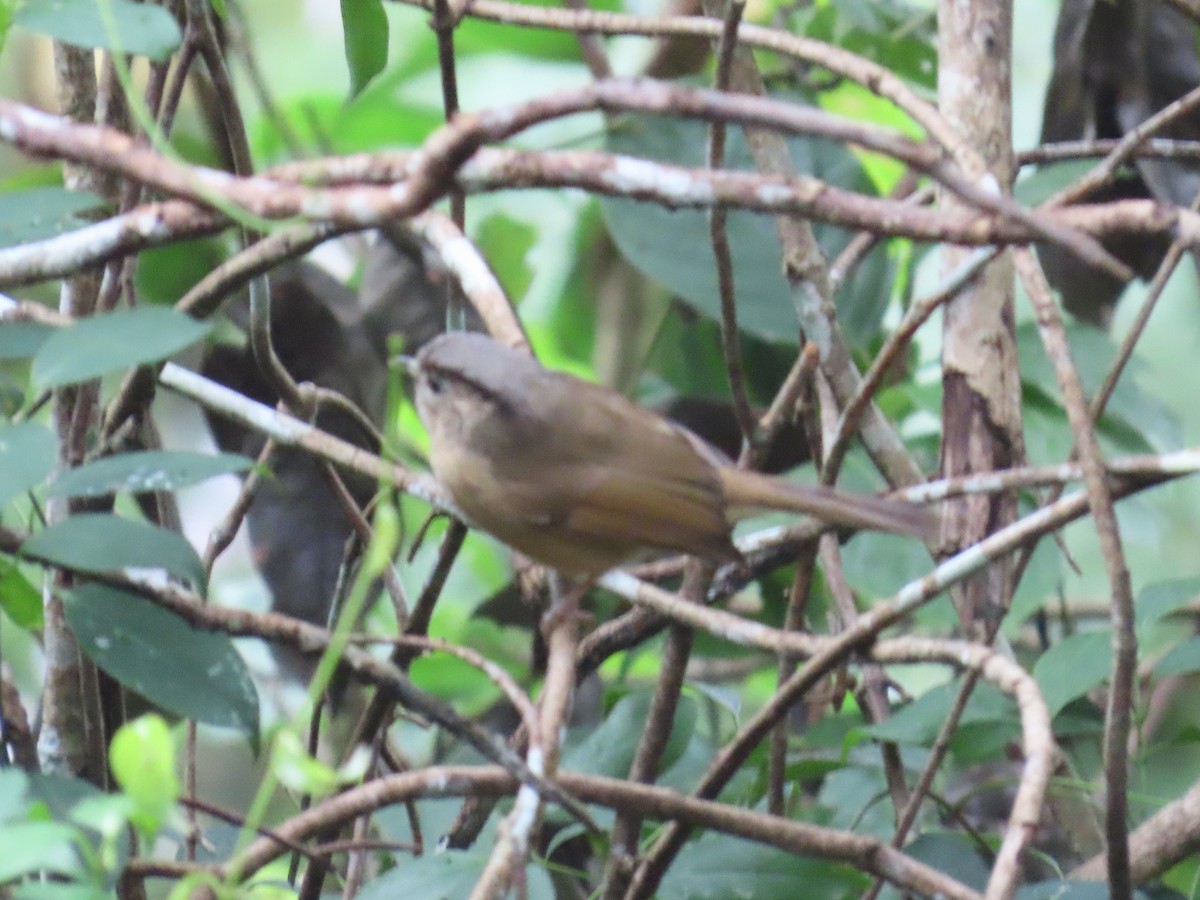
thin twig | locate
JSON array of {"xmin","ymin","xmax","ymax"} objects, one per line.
[
  {"xmin": 1014, "ymin": 249, "xmax": 1135, "ymax": 899},
  {"xmin": 226, "ymin": 763, "xmax": 984, "ymax": 899},
  {"xmin": 706, "ymin": 0, "xmax": 755, "ymax": 447},
  {"xmin": 431, "ymin": 0, "xmax": 467, "ymax": 266},
  {"xmin": 1047, "ymin": 81, "xmax": 1200, "ymax": 208},
  {"xmin": 823, "ymin": 246, "xmax": 1000, "ymax": 482},
  {"xmin": 601, "ymin": 563, "xmax": 711, "ymax": 898}
]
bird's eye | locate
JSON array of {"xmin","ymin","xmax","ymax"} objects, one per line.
[{"xmin": 425, "ymin": 373, "xmax": 445, "ymax": 395}]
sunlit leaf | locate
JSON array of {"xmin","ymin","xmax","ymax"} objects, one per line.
[
  {"xmin": 341, "ymin": 0, "xmax": 389, "ymax": 98},
  {"xmin": 0, "ymin": 558, "xmax": 43, "ymax": 630},
  {"xmin": 110, "ymin": 715, "xmax": 179, "ymax": 838}
]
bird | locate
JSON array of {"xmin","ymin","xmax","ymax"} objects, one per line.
[{"xmin": 406, "ymin": 331, "xmax": 930, "ymax": 577}]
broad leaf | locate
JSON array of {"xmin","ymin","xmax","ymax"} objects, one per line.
[
  {"xmin": 602, "ymin": 103, "xmax": 895, "ymax": 346},
  {"xmin": 0, "ymin": 187, "xmax": 106, "ymax": 248},
  {"xmin": 660, "ymin": 834, "xmax": 863, "ymax": 899},
  {"xmin": 0, "ymin": 421, "xmax": 56, "ymax": 507},
  {"xmin": 48, "ymin": 450, "xmax": 252, "ymax": 498},
  {"xmin": 0, "ymin": 769, "xmax": 28, "ymax": 822},
  {"xmin": 1033, "ymin": 630, "xmax": 1112, "ymax": 720},
  {"xmin": 1154, "ymin": 637, "xmax": 1200, "ymax": 679},
  {"xmin": 9, "ymin": 886, "xmax": 118, "ymax": 900},
  {"xmin": 110, "ymin": 715, "xmax": 179, "ymax": 838},
  {"xmin": 24, "ymin": 772, "xmax": 127, "ymax": 883},
  {"xmin": 357, "ymin": 851, "xmax": 553, "ymax": 900},
  {"xmin": 1016, "ymin": 882, "xmax": 1133, "ymax": 900},
  {"xmin": 904, "ymin": 832, "xmax": 990, "ymax": 891},
  {"xmin": 1018, "ymin": 322, "xmax": 1178, "ymax": 456},
  {"xmin": 0, "ymin": 821, "xmax": 85, "ymax": 881},
  {"xmin": 789, "ymin": 0, "xmax": 935, "ymax": 91},
  {"xmin": 1014, "ymin": 160, "xmax": 1097, "ymax": 206},
  {"xmin": 64, "ymin": 584, "xmax": 259, "ymax": 743},
  {"xmin": 31, "ymin": 307, "xmax": 209, "ymax": 390},
  {"xmin": 1135, "ymin": 576, "xmax": 1200, "ymax": 630},
  {"xmin": 0, "ymin": 321, "xmax": 53, "ymax": 359},
  {"xmin": 22, "ymin": 513, "xmax": 205, "ymax": 589},
  {"xmin": 562, "ymin": 691, "xmax": 697, "ymax": 779},
  {"xmin": 15, "ymin": 0, "xmax": 182, "ymax": 61},
  {"xmin": 0, "ymin": 559, "xmax": 43, "ymax": 630},
  {"xmin": 866, "ymin": 681, "xmax": 1015, "ymax": 745},
  {"xmin": 341, "ymin": 0, "xmax": 389, "ymax": 98}
]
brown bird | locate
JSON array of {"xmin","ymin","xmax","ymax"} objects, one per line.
[{"xmin": 408, "ymin": 332, "xmax": 930, "ymax": 577}]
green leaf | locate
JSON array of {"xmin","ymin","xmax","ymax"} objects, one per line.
[
  {"xmin": 23, "ymin": 513, "xmax": 205, "ymax": 589},
  {"xmin": 0, "ymin": 321, "xmax": 53, "ymax": 359},
  {"xmin": 790, "ymin": 0, "xmax": 935, "ymax": 90},
  {"xmin": 562, "ymin": 691, "xmax": 697, "ymax": 778},
  {"xmin": 0, "ymin": 558, "xmax": 43, "ymax": 630},
  {"xmin": 1006, "ymin": 538, "xmax": 1062, "ymax": 630},
  {"xmin": 1016, "ymin": 881, "xmax": 1121, "ymax": 900},
  {"xmin": 110, "ymin": 714, "xmax": 179, "ymax": 838},
  {"xmin": 64, "ymin": 584, "xmax": 259, "ymax": 743},
  {"xmin": 904, "ymin": 832, "xmax": 990, "ymax": 891},
  {"xmin": 67, "ymin": 793, "xmax": 135, "ymax": 853},
  {"xmin": 24, "ymin": 772, "xmax": 131, "ymax": 881},
  {"xmin": 272, "ymin": 730, "xmax": 342, "ymax": 797},
  {"xmin": 48, "ymin": 450, "xmax": 252, "ymax": 498},
  {"xmin": 477, "ymin": 212, "xmax": 536, "ymax": 304},
  {"xmin": 15, "ymin": 0, "xmax": 182, "ymax": 60},
  {"xmin": 0, "ymin": 2, "xmax": 11, "ymax": 55},
  {"xmin": 30, "ymin": 307, "xmax": 210, "ymax": 391},
  {"xmin": 1154, "ymin": 637, "xmax": 1200, "ymax": 678},
  {"xmin": 1017, "ymin": 322, "xmax": 1179, "ymax": 455},
  {"xmin": 134, "ymin": 238, "xmax": 228, "ymax": 306},
  {"xmin": 357, "ymin": 851, "xmax": 554, "ymax": 900},
  {"xmin": 269, "ymin": 92, "xmax": 443, "ymax": 159},
  {"xmin": 0, "ymin": 187, "xmax": 107, "ymax": 248},
  {"xmin": 0, "ymin": 768, "xmax": 30, "ymax": 821},
  {"xmin": 0, "ymin": 421, "xmax": 56, "ymax": 508},
  {"xmin": 0, "ymin": 821, "xmax": 86, "ymax": 881},
  {"xmin": 1014, "ymin": 160, "xmax": 1097, "ymax": 207},
  {"xmin": 602, "ymin": 101, "xmax": 895, "ymax": 346},
  {"xmin": 1033, "ymin": 631, "xmax": 1113, "ymax": 720},
  {"xmin": 1135, "ymin": 576, "xmax": 1200, "ymax": 630},
  {"xmin": 13, "ymin": 883, "xmax": 118, "ymax": 900},
  {"xmin": 340, "ymin": 0, "xmax": 389, "ymax": 98},
  {"xmin": 866, "ymin": 681, "xmax": 1016, "ymax": 745},
  {"xmin": 660, "ymin": 834, "xmax": 863, "ymax": 899}
]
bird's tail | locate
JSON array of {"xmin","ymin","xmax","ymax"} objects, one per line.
[{"xmin": 719, "ymin": 468, "xmax": 934, "ymax": 538}]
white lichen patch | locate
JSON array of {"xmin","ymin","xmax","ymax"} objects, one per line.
[{"xmin": 609, "ymin": 156, "xmax": 709, "ymax": 204}]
